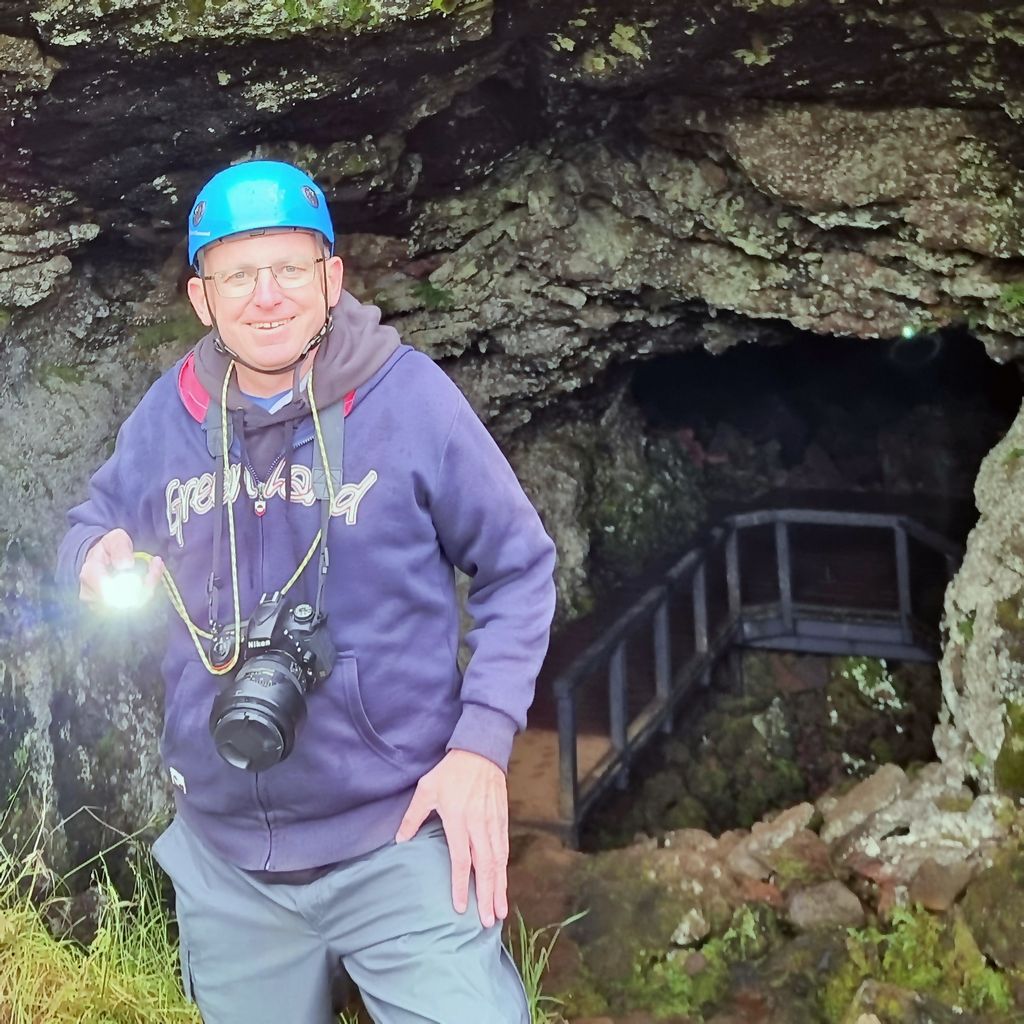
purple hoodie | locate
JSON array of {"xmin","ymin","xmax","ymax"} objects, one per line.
[{"xmin": 57, "ymin": 297, "xmax": 557, "ymax": 871}]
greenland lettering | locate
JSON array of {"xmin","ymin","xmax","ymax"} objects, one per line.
[{"xmin": 165, "ymin": 465, "xmax": 378, "ymax": 546}]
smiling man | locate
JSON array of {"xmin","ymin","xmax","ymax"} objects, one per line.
[{"xmin": 57, "ymin": 161, "xmax": 557, "ymax": 1024}]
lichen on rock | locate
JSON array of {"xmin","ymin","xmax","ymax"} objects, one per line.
[
  {"xmin": 0, "ymin": 32, "xmax": 60, "ymax": 111},
  {"xmin": 30, "ymin": 0, "xmax": 492, "ymax": 50},
  {"xmin": 936, "ymin": 403, "xmax": 1024, "ymax": 793},
  {"xmin": 0, "ymin": 189, "xmax": 99, "ymax": 308}
]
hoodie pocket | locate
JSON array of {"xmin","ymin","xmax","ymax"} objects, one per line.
[{"xmin": 338, "ymin": 655, "xmax": 407, "ymax": 768}]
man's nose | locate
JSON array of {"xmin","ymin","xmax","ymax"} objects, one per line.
[{"xmin": 251, "ymin": 266, "xmax": 285, "ymax": 304}]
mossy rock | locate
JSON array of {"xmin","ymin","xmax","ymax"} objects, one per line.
[
  {"xmin": 582, "ymin": 903, "xmax": 780, "ymax": 1019},
  {"xmin": 823, "ymin": 906, "xmax": 1014, "ymax": 1021},
  {"xmin": 961, "ymin": 850, "xmax": 1024, "ymax": 972},
  {"xmin": 571, "ymin": 850, "xmax": 702, "ymax": 982},
  {"xmin": 131, "ymin": 309, "xmax": 199, "ymax": 355},
  {"xmin": 994, "ymin": 594, "xmax": 1024, "ymax": 664},
  {"xmin": 31, "ymin": 0, "xmax": 464, "ymax": 49},
  {"xmin": 994, "ymin": 702, "xmax": 1024, "ymax": 800},
  {"xmin": 737, "ymin": 928, "xmax": 849, "ymax": 1023},
  {"xmin": 639, "ymin": 771, "xmax": 710, "ymax": 834},
  {"xmin": 839, "ymin": 980, "xmax": 981, "ymax": 1024}
]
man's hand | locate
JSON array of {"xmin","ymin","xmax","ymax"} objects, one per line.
[
  {"xmin": 79, "ymin": 528, "xmax": 164, "ymax": 604},
  {"xmin": 395, "ymin": 749, "xmax": 509, "ymax": 929}
]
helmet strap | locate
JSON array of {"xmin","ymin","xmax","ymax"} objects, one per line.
[
  {"xmin": 210, "ymin": 316, "xmax": 332, "ymax": 377},
  {"xmin": 201, "ymin": 266, "xmax": 333, "ymax": 379}
]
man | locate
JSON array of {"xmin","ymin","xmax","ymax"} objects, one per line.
[{"xmin": 57, "ymin": 160, "xmax": 557, "ymax": 1023}]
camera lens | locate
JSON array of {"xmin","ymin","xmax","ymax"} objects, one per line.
[{"xmin": 209, "ymin": 652, "xmax": 309, "ymax": 771}]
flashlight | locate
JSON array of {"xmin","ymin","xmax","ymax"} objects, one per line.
[{"xmin": 100, "ymin": 563, "xmax": 151, "ymax": 611}]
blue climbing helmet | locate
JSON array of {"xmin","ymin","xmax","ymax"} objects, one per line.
[{"xmin": 187, "ymin": 160, "xmax": 335, "ymax": 266}]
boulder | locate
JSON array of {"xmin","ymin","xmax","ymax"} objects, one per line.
[
  {"xmin": 960, "ymin": 849, "xmax": 1024, "ymax": 971},
  {"xmin": 839, "ymin": 980, "xmax": 974, "ymax": 1024},
  {"xmin": 785, "ymin": 881, "xmax": 865, "ymax": 932}
]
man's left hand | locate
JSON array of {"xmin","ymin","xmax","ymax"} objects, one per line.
[{"xmin": 395, "ymin": 749, "xmax": 509, "ymax": 929}]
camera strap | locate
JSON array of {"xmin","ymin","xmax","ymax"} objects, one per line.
[
  {"xmin": 311, "ymin": 400, "xmax": 345, "ymax": 617},
  {"xmin": 205, "ymin": 398, "xmax": 229, "ymax": 629},
  {"xmin": 311, "ymin": 401, "xmax": 344, "ymax": 500}
]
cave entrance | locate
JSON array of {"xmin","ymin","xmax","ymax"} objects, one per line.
[
  {"xmin": 509, "ymin": 327, "xmax": 1023, "ymax": 847},
  {"xmin": 629, "ymin": 327, "xmax": 1021, "ymax": 531}
]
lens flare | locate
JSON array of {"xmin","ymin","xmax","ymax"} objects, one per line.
[{"xmin": 100, "ymin": 569, "xmax": 150, "ymax": 611}]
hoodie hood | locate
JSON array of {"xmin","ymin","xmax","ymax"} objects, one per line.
[{"xmin": 189, "ymin": 289, "xmax": 401, "ymax": 476}]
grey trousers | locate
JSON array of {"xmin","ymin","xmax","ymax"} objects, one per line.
[{"xmin": 152, "ymin": 817, "xmax": 529, "ymax": 1024}]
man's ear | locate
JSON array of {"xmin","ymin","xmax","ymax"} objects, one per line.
[
  {"xmin": 187, "ymin": 276, "xmax": 213, "ymax": 327},
  {"xmin": 326, "ymin": 255, "xmax": 344, "ymax": 308}
]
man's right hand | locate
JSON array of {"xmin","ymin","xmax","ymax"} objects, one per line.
[{"xmin": 78, "ymin": 528, "xmax": 164, "ymax": 604}]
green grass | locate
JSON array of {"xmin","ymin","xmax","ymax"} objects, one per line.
[
  {"xmin": 0, "ymin": 800, "xmax": 200, "ymax": 1023},
  {"xmin": 508, "ymin": 910, "xmax": 586, "ymax": 1024}
]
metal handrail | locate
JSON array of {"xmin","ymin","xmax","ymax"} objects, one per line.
[{"xmin": 549, "ymin": 507, "xmax": 964, "ymax": 845}]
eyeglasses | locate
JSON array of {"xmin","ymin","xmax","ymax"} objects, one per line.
[{"xmin": 202, "ymin": 257, "xmax": 327, "ymax": 298}]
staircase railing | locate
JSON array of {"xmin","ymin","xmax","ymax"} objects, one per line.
[{"xmin": 551, "ymin": 508, "xmax": 962, "ymax": 845}]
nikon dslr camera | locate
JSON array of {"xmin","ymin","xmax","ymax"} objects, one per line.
[{"xmin": 209, "ymin": 593, "xmax": 336, "ymax": 772}]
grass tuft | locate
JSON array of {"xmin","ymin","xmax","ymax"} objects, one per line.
[
  {"xmin": 0, "ymin": 792, "xmax": 200, "ymax": 1024},
  {"xmin": 508, "ymin": 909, "xmax": 586, "ymax": 1024}
]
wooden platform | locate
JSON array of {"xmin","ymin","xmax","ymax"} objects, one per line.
[{"xmin": 508, "ymin": 729, "xmax": 608, "ymax": 829}]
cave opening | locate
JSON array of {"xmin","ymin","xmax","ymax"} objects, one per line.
[
  {"xmin": 630, "ymin": 327, "xmax": 1022, "ymax": 521},
  {"xmin": 534, "ymin": 327, "xmax": 1024, "ymax": 850}
]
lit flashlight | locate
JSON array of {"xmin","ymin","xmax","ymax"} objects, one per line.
[{"xmin": 100, "ymin": 562, "xmax": 151, "ymax": 611}]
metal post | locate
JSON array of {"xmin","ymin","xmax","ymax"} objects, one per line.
[
  {"xmin": 609, "ymin": 641, "xmax": 628, "ymax": 786},
  {"xmin": 693, "ymin": 565, "xmax": 708, "ymax": 655},
  {"xmin": 654, "ymin": 598, "xmax": 673, "ymax": 733},
  {"xmin": 726, "ymin": 529, "xmax": 741, "ymax": 621},
  {"xmin": 556, "ymin": 686, "xmax": 579, "ymax": 829},
  {"xmin": 727, "ymin": 646, "xmax": 745, "ymax": 694},
  {"xmin": 895, "ymin": 525, "xmax": 912, "ymax": 643},
  {"xmin": 693, "ymin": 563, "xmax": 711, "ymax": 687},
  {"xmin": 654, "ymin": 599, "xmax": 671, "ymax": 701},
  {"xmin": 776, "ymin": 520, "xmax": 793, "ymax": 633}
]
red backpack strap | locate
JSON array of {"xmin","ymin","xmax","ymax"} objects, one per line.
[{"xmin": 177, "ymin": 351, "xmax": 210, "ymax": 422}]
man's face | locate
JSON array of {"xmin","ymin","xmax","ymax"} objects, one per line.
[{"xmin": 186, "ymin": 229, "xmax": 344, "ymax": 375}]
